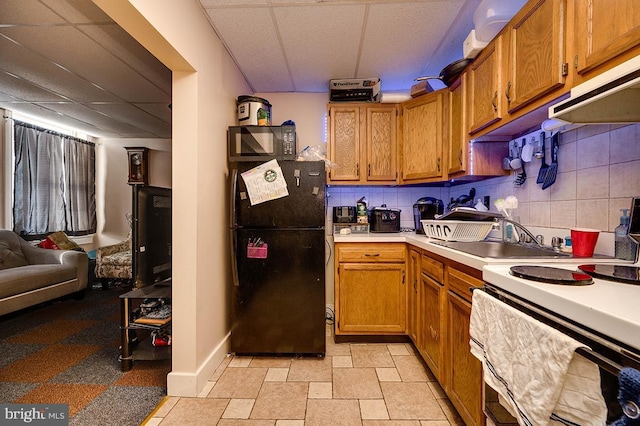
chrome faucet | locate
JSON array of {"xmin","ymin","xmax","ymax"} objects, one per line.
[{"xmin": 501, "ymin": 218, "xmax": 543, "ymax": 246}]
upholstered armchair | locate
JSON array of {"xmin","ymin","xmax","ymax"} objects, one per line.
[{"xmin": 95, "ymin": 237, "xmax": 132, "ymax": 288}]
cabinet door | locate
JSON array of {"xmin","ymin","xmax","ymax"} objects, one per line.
[
  {"xmin": 506, "ymin": 0, "xmax": 567, "ymax": 113},
  {"xmin": 337, "ymin": 263, "xmax": 406, "ymax": 334},
  {"xmin": 407, "ymin": 249, "xmax": 420, "ymax": 343},
  {"xmin": 575, "ymin": 0, "xmax": 640, "ymax": 76},
  {"xmin": 447, "ymin": 76, "xmax": 466, "ymax": 175},
  {"xmin": 366, "ymin": 105, "xmax": 398, "ymax": 182},
  {"xmin": 401, "ymin": 92, "xmax": 443, "ymax": 182},
  {"xmin": 447, "ymin": 290, "xmax": 483, "ymax": 426},
  {"xmin": 328, "ymin": 106, "xmax": 361, "ymax": 182},
  {"xmin": 418, "ymin": 273, "xmax": 444, "ymax": 383},
  {"xmin": 468, "ymin": 37, "xmax": 503, "ymax": 134}
]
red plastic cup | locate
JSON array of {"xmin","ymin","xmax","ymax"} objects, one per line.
[{"xmin": 570, "ymin": 228, "xmax": 600, "ymax": 257}]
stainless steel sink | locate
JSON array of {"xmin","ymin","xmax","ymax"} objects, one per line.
[{"xmin": 432, "ymin": 240, "xmax": 571, "ymax": 258}]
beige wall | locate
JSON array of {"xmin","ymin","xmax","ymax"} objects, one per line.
[
  {"xmin": 94, "ymin": 0, "xmax": 251, "ymax": 396},
  {"xmin": 254, "ymin": 92, "xmax": 330, "ymax": 151},
  {"xmin": 95, "ymin": 138, "xmax": 171, "ymax": 247}
]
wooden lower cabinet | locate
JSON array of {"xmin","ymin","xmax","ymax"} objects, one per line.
[
  {"xmin": 414, "ymin": 251, "xmax": 484, "ymax": 426},
  {"xmin": 418, "ymin": 272, "xmax": 444, "ymax": 382},
  {"xmin": 447, "ymin": 289, "xmax": 483, "ymax": 426},
  {"xmin": 407, "ymin": 248, "xmax": 421, "ymax": 343},
  {"xmin": 334, "ymin": 243, "xmax": 483, "ymax": 425},
  {"xmin": 335, "ymin": 243, "xmax": 406, "ymax": 335}
]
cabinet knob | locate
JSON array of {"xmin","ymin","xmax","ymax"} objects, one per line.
[
  {"xmin": 364, "ymin": 253, "xmax": 380, "ymax": 257},
  {"xmin": 491, "ymin": 91, "xmax": 498, "ymax": 112},
  {"xmin": 505, "ymin": 81, "xmax": 512, "ymax": 106}
]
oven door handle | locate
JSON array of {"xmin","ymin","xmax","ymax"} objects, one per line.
[{"xmin": 481, "ymin": 284, "xmax": 630, "ymax": 376}]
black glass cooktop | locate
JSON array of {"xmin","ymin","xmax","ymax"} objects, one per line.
[
  {"xmin": 509, "ymin": 265, "xmax": 594, "ymax": 286},
  {"xmin": 578, "ymin": 264, "xmax": 640, "ymax": 285}
]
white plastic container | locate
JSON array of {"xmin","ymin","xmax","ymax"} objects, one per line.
[
  {"xmin": 463, "ymin": 30, "xmax": 488, "ymax": 59},
  {"xmin": 473, "ymin": 0, "xmax": 528, "ymax": 42}
]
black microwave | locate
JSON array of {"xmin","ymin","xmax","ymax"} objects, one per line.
[{"xmin": 228, "ymin": 125, "xmax": 296, "ymax": 162}]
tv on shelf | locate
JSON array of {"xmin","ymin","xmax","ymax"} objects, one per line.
[{"xmin": 132, "ymin": 185, "xmax": 171, "ymax": 288}]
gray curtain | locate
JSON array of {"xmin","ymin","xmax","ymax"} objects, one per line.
[{"xmin": 13, "ymin": 121, "xmax": 96, "ymax": 237}]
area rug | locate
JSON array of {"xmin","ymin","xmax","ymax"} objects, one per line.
[{"xmin": 0, "ymin": 284, "xmax": 170, "ymax": 425}]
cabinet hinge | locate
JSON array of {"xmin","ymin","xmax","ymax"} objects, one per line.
[
  {"xmin": 562, "ymin": 62, "xmax": 569, "ymax": 76},
  {"xmin": 574, "ymin": 55, "xmax": 579, "ymax": 69}
]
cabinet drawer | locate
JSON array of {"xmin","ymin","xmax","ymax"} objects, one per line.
[
  {"xmin": 421, "ymin": 254, "xmax": 444, "ymax": 282},
  {"xmin": 447, "ymin": 266, "xmax": 483, "ymax": 303},
  {"xmin": 337, "ymin": 244, "xmax": 406, "ymax": 263}
]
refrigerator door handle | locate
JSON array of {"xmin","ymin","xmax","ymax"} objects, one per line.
[
  {"xmin": 230, "ymin": 229, "xmax": 239, "ymax": 287},
  {"xmin": 230, "ymin": 168, "xmax": 238, "ymax": 228},
  {"xmin": 230, "ymin": 167, "xmax": 240, "ymax": 287}
]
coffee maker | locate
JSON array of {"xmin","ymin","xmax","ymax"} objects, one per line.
[{"xmin": 413, "ymin": 197, "xmax": 444, "ymax": 234}]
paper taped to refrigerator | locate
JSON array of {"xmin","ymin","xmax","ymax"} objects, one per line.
[{"xmin": 240, "ymin": 159, "xmax": 289, "ymax": 205}]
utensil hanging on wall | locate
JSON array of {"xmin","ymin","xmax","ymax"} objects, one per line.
[
  {"xmin": 541, "ymin": 132, "xmax": 559, "ymax": 189},
  {"xmin": 536, "ymin": 132, "xmax": 549, "ymax": 184}
]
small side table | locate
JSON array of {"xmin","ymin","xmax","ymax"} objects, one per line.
[{"xmin": 119, "ymin": 280, "xmax": 172, "ymax": 371}]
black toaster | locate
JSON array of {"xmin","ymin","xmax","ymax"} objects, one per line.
[
  {"xmin": 333, "ymin": 206, "xmax": 356, "ymax": 223},
  {"xmin": 369, "ymin": 205, "xmax": 401, "ymax": 233}
]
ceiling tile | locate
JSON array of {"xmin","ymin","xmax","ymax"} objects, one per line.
[
  {"xmin": 79, "ymin": 23, "xmax": 172, "ymax": 94},
  {"xmin": 0, "ymin": 71, "xmax": 69, "ymax": 102},
  {"xmin": 207, "ymin": 7, "xmax": 293, "ymax": 92},
  {"xmin": 40, "ymin": 0, "xmax": 114, "ymax": 24},
  {"xmin": 358, "ymin": 1, "xmax": 465, "ymax": 91},
  {"xmin": 1, "ymin": 26, "xmax": 170, "ymax": 102},
  {"xmin": 0, "ymin": 34, "xmax": 121, "ymax": 102},
  {"xmin": 0, "ymin": 0, "xmax": 66, "ymax": 25},
  {"xmin": 200, "ymin": 0, "xmax": 270, "ymax": 7},
  {"xmin": 89, "ymin": 103, "xmax": 171, "ymax": 138},
  {"xmin": 274, "ymin": 4, "xmax": 366, "ymax": 92},
  {"xmin": 35, "ymin": 101, "xmax": 161, "ymax": 138}
]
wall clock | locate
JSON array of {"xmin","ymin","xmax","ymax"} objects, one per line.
[{"xmin": 125, "ymin": 147, "xmax": 149, "ymax": 185}]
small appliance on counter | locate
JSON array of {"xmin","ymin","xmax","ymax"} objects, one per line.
[
  {"xmin": 237, "ymin": 96, "xmax": 271, "ymax": 126},
  {"xmin": 369, "ymin": 205, "xmax": 401, "ymax": 233},
  {"xmin": 447, "ymin": 188, "xmax": 476, "ymax": 211},
  {"xmin": 413, "ymin": 197, "xmax": 444, "ymax": 234},
  {"xmin": 333, "ymin": 206, "xmax": 356, "ymax": 223}
]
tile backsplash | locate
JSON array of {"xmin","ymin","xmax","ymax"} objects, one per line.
[{"xmin": 327, "ymin": 123, "xmax": 640, "ymax": 238}]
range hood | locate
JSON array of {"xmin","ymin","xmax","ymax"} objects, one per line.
[{"xmin": 548, "ymin": 55, "xmax": 640, "ymax": 124}]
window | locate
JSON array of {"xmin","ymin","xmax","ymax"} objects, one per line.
[{"xmin": 12, "ymin": 120, "xmax": 96, "ymax": 239}]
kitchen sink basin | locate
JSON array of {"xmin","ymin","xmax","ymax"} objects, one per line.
[{"xmin": 432, "ymin": 240, "xmax": 571, "ymax": 259}]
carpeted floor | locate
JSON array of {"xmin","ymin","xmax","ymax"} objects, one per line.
[{"xmin": 0, "ymin": 284, "xmax": 171, "ymax": 425}]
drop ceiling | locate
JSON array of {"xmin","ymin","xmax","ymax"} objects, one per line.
[
  {"xmin": 200, "ymin": 0, "xmax": 481, "ymax": 93},
  {"xmin": 0, "ymin": 0, "xmax": 172, "ymax": 139},
  {"xmin": 0, "ymin": 0, "xmax": 481, "ymax": 139}
]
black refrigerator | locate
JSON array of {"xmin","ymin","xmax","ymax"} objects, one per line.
[{"xmin": 230, "ymin": 160, "xmax": 326, "ymax": 356}]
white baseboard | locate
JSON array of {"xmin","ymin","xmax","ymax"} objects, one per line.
[{"xmin": 166, "ymin": 332, "xmax": 231, "ymax": 397}]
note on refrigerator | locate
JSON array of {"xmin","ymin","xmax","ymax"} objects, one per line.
[{"xmin": 240, "ymin": 159, "xmax": 289, "ymax": 205}]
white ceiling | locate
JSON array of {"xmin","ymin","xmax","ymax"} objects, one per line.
[
  {"xmin": 0, "ymin": 0, "xmax": 172, "ymax": 139},
  {"xmin": 0, "ymin": 0, "xmax": 482, "ymax": 139},
  {"xmin": 200, "ymin": 0, "xmax": 481, "ymax": 93}
]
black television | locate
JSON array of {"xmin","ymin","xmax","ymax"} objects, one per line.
[{"xmin": 132, "ymin": 185, "xmax": 172, "ymax": 288}]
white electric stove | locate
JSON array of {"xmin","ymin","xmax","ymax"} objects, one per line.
[{"xmin": 482, "ymin": 262, "xmax": 640, "ymax": 353}]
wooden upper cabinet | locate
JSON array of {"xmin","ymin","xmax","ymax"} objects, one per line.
[
  {"xmin": 366, "ymin": 105, "xmax": 398, "ymax": 181},
  {"xmin": 468, "ymin": 36, "xmax": 503, "ymax": 134},
  {"xmin": 505, "ymin": 0, "xmax": 568, "ymax": 113},
  {"xmin": 574, "ymin": 0, "xmax": 640, "ymax": 79},
  {"xmin": 327, "ymin": 103, "xmax": 398, "ymax": 184},
  {"xmin": 401, "ymin": 91, "xmax": 444, "ymax": 183},
  {"xmin": 328, "ymin": 105, "xmax": 360, "ymax": 181},
  {"xmin": 447, "ymin": 76, "xmax": 466, "ymax": 176}
]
